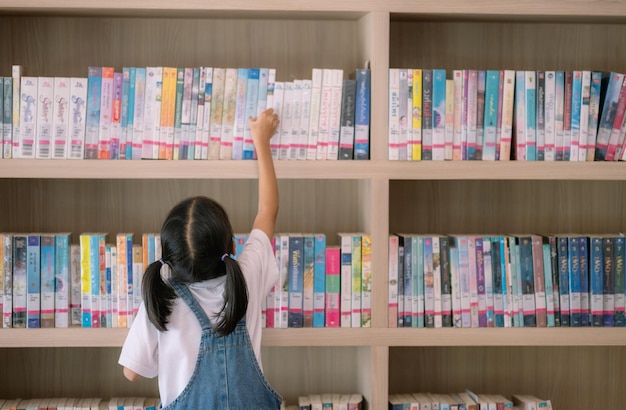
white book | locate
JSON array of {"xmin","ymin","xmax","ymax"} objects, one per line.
[
  {"xmin": 339, "ymin": 233, "xmax": 353, "ymax": 327},
  {"xmin": 452, "ymin": 69, "xmax": 464, "ymax": 160},
  {"xmin": 289, "ymin": 79, "xmax": 303, "ymax": 160},
  {"xmin": 326, "ymin": 68, "xmax": 344, "ymax": 160},
  {"xmin": 232, "ymin": 68, "xmax": 249, "ymax": 160},
  {"xmin": 219, "ymin": 67, "xmax": 238, "ymax": 160},
  {"xmin": 499, "ymin": 69, "xmax": 515, "ymax": 161},
  {"xmin": 279, "ymin": 234, "xmax": 290, "ymax": 328},
  {"xmin": 36, "ymin": 76, "xmax": 54, "ymax": 159},
  {"xmin": 278, "ymin": 81, "xmax": 293, "ymax": 160},
  {"xmin": 298, "ymin": 79, "xmax": 312, "ymax": 160},
  {"xmin": 19, "ymin": 76, "xmax": 38, "ymax": 158},
  {"xmin": 316, "ymin": 68, "xmax": 333, "ymax": 160},
  {"xmin": 179, "ymin": 67, "xmax": 194, "ymax": 160},
  {"xmin": 208, "ymin": 67, "xmax": 225, "ymax": 160},
  {"xmin": 142, "ymin": 66, "xmax": 162, "ymax": 159},
  {"xmin": 388, "ymin": 68, "xmax": 400, "ymax": 160},
  {"xmin": 68, "ymin": 77, "xmax": 87, "ymax": 159},
  {"xmin": 307, "ymin": 68, "xmax": 323, "ymax": 160},
  {"xmin": 132, "ymin": 67, "xmax": 147, "ymax": 160},
  {"xmin": 257, "ymin": 67, "xmax": 269, "ymax": 115},
  {"xmin": 269, "ymin": 81, "xmax": 284, "ymax": 160},
  {"xmin": 544, "ymin": 71, "xmax": 556, "ymax": 161}
]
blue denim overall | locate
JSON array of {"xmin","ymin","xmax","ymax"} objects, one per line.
[{"xmin": 163, "ymin": 278, "xmax": 282, "ymax": 410}]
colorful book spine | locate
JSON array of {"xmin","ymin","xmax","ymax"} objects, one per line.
[
  {"xmin": 339, "ymin": 233, "xmax": 353, "ymax": 327},
  {"xmin": 232, "ymin": 68, "xmax": 249, "ymax": 160},
  {"xmin": 361, "ymin": 234, "xmax": 372, "ymax": 328},
  {"xmin": 524, "ymin": 71, "xmax": 537, "ymax": 161},
  {"xmin": 586, "ymin": 71, "xmax": 603, "ymax": 161},
  {"xmin": 26, "ymin": 234, "xmax": 41, "ymax": 328},
  {"xmin": 535, "ymin": 71, "xmax": 546, "ymax": 160},
  {"xmin": 482, "ymin": 70, "xmax": 499, "ymax": 160},
  {"xmin": 218, "ymin": 67, "xmax": 237, "ymax": 160},
  {"xmin": 542, "ymin": 242, "xmax": 555, "ymax": 326},
  {"xmin": 465, "ymin": 70, "xmax": 478, "ymax": 160},
  {"xmin": 569, "ymin": 70, "xmax": 583, "ymax": 161},
  {"xmin": 475, "ymin": 70, "xmax": 486, "ymax": 160},
  {"xmin": 449, "ymin": 241, "xmax": 462, "ymax": 327},
  {"xmin": 605, "ymin": 75, "xmax": 626, "ymax": 161},
  {"xmin": 97, "ymin": 67, "xmax": 114, "ymax": 159},
  {"xmin": 1, "ymin": 234, "xmax": 12, "ymax": 328},
  {"xmin": 302, "ymin": 235, "xmax": 315, "ymax": 327},
  {"xmin": 131, "ymin": 67, "xmax": 146, "ymax": 159},
  {"xmin": 12, "ymin": 235, "xmax": 27, "ymax": 328},
  {"xmin": 141, "ymin": 66, "xmax": 162, "ymax": 159},
  {"xmin": 423, "ymin": 236, "xmax": 435, "ymax": 327},
  {"xmin": 475, "ymin": 237, "xmax": 487, "ymax": 327},
  {"xmin": 431, "ymin": 69, "xmax": 446, "ymax": 160},
  {"xmin": 499, "ymin": 70, "xmax": 515, "ymax": 160},
  {"xmin": 325, "ymin": 246, "xmax": 341, "ymax": 328},
  {"xmin": 531, "ymin": 235, "xmax": 547, "ymax": 327},
  {"xmin": 287, "ymin": 235, "xmax": 304, "ymax": 327},
  {"xmin": 288, "ymin": 80, "xmax": 302, "ymax": 160},
  {"xmin": 588, "ymin": 236, "xmax": 604, "ymax": 326},
  {"xmin": 109, "ymin": 72, "xmax": 123, "ymax": 159},
  {"xmin": 338, "ymin": 79, "xmax": 356, "ymax": 160},
  {"xmin": 578, "ymin": 70, "xmax": 591, "ymax": 161},
  {"xmin": 40, "ymin": 234, "xmax": 56, "ymax": 328},
  {"xmin": 387, "ymin": 68, "xmax": 400, "ymax": 160},
  {"xmin": 11, "ymin": 65, "xmax": 22, "ymax": 158},
  {"xmin": 579, "ymin": 236, "xmax": 590, "ymax": 327},
  {"xmin": 69, "ymin": 244, "xmax": 81, "ymax": 326},
  {"xmin": 187, "ymin": 67, "xmax": 199, "ymax": 159},
  {"xmin": 614, "ymin": 236, "xmax": 625, "ymax": 326},
  {"xmin": 413, "ymin": 235, "xmax": 425, "ymax": 328},
  {"xmin": 432, "ymin": 236, "xmax": 443, "ymax": 328},
  {"xmin": 594, "ymin": 73, "xmax": 624, "ymax": 160},
  {"xmin": 602, "ymin": 236, "xmax": 615, "ymax": 326},
  {"xmin": 568, "ymin": 236, "xmax": 582, "ymax": 326},
  {"xmin": 544, "ymin": 71, "xmax": 556, "ymax": 161},
  {"xmin": 242, "ymin": 68, "xmax": 260, "ymax": 160},
  {"xmin": 53, "ymin": 233, "xmax": 70, "ymax": 328},
  {"xmin": 444, "ymin": 79, "xmax": 455, "ymax": 160},
  {"xmin": 313, "ymin": 234, "xmax": 327, "ymax": 328},
  {"xmin": 170, "ymin": 68, "xmax": 184, "ymax": 159},
  {"xmin": 327, "ymin": 69, "xmax": 344, "ymax": 160},
  {"xmin": 269, "ymin": 81, "xmax": 284, "ymax": 159},
  {"xmin": 354, "ymin": 68, "xmax": 371, "ymax": 160},
  {"xmin": 35, "ymin": 77, "xmax": 54, "ymax": 159},
  {"xmin": 452, "ymin": 70, "xmax": 463, "ymax": 160},
  {"xmin": 80, "ymin": 234, "xmax": 93, "ymax": 327},
  {"xmin": 388, "ymin": 235, "xmax": 399, "ymax": 328},
  {"xmin": 421, "ymin": 69, "xmax": 433, "ymax": 160},
  {"xmin": 2, "ymin": 77, "xmax": 12, "ymax": 159},
  {"xmin": 200, "ymin": 67, "xmax": 213, "ymax": 159},
  {"xmin": 482, "ymin": 237, "xmax": 495, "ymax": 327},
  {"xmin": 84, "ymin": 67, "xmax": 102, "ymax": 159},
  {"xmin": 563, "ymin": 71, "xmax": 573, "ymax": 161}
]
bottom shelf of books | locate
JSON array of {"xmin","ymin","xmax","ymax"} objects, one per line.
[{"xmin": 388, "ymin": 345, "xmax": 626, "ymax": 409}]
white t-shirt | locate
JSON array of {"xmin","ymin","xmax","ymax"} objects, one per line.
[{"xmin": 118, "ymin": 228, "xmax": 278, "ymax": 406}]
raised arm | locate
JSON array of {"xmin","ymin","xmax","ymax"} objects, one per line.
[{"xmin": 249, "ymin": 108, "xmax": 280, "ymax": 239}]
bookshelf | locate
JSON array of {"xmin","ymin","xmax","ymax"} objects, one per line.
[{"xmin": 1, "ymin": 1, "xmax": 626, "ymax": 408}]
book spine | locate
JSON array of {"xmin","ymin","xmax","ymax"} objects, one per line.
[
  {"xmin": 475, "ymin": 237, "xmax": 487, "ymax": 327},
  {"xmin": 387, "ymin": 68, "xmax": 400, "ymax": 160},
  {"xmin": 431, "ymin": 69, "xmax": 447, "ymax": 160},
  {"xmin": 40, "ymin": 234, "xmax": 56, "ymax": 328},
  {"xmin": 465, "ymin": 70, "xmax": 478, "ymax": 160},
  {"xmin": 421, "ymin": 69, "xmax": 433, "ymax": 160},
  {"xmin": 26, "ymin": 234, "xmax": 41, "ymax": 328},
  {"xmin": 19, "ymin": 76, "xmax": 39, "ymax": 158},
  {"xmin": 287, "ymin": 235, "xmax": 304, "ymax": 327},
  {"xmin": 232, "ymin": 68, "xmax": 249, "ymax": 160},
  {"xmin": 482, "ymin": 237, "xmax": 495, "ymax": 327},
  {"xmin": 614, "ymin": 236, "xmax": 625, "ymax": 326},
  {"xmin": 97, "ymin": 67, "xmax": 114, "ymax": 159},
  {"xmin": 568, "ymin": 236, "xmax": 582, "ymax": 326},
  {"xmin": 354, "ymin": 68, "xmax": 371, "ymax": 160},
  {"xmin": 289, "ymin": 79, "xmax": 302, "ymax": 160},
  {"xmin": 360, "ymin": 234, "xmax": 372, "ymax": 328},
  {"xmin": 423, "ymin": 236, "xmax": 434, "ymax": 327},
  {"xmin": 34, "ymin": 77, "xmax": 53, "ymax": 159},
  {"xmin": 219, "ymin": 67, "xmax": 237, "ymax": 160},
  {"xmin": 297, "ymin": 79, "xmax": 312, "ymax": 160},
  {"xmin": 306, "ymin": 68, "xmax": 322, "ymax": 160},
  {"xmin": 338, "ymin": 79, "xmax": 356, "ymax": 160},
  {"xmin": 578, "ymin": 70, "xmax": 591, "ymax": 161},
  {"xmin": 586, "ymin": 71, "xmax": 603, "ymax": 161},
  {"xmin": 302, "ymin": 235, "xmax": 315, "ymax": 327},
  {"xmin": 542, "ymin": 242, "xmax": 555, "ymax": 326},
  {"xmin": 2, "ymin": 78, "xmax": 12, "ymax": 159},
  {"xmin": 2, "ymin": 234, "xmax": 12, "ymax": 328},
  {"xmin": 132, "ymin": 67, "xmax": 147, "ymax": 160},
  {"xmin": 475, "ymin": 70, "xmax": 486, "ymax": 161},
  {"xmin": 532, "ymin": 235, "xmax": 547, "ymax": 327},
  {"xmin": 312, "ymin": 234, "xmax": 327, "ymax": 327},
  {"xmin": 12, "ymin": 235, "xmax": 27, "ymax": 328},
  {"xmin": 10, "ymin": 65, "xmax": 22, "ymax": 158},
  {"xmin": 339, "ymin": 233, "xmax": 353, "ymax": 327},
  {"xmin": 141, "ymin": 66, "xmax": 160, "ymax": 159},
  {"xmin": 323, "ymin": 246, "xmax": 340, "ymax": 328},
  {"xmin": 51, "ymin": 77, "xmax": 71, "ymax": 159},
  {"xmin": 562, "ymin": 71, "xmax": 573, "ymax": 161},
  {"xmin": 579, "ymin": 236, "xmax": 590, "ymax": 327},
  {"xmin": 327, "ymin": 69, "xmax": 344, "ymax": 160},
  {"xmin": 602, "ymin": 237, "xmax": 615, "ymax": 326},
  {"xmin": 535, "ymin": 71, "xmax": 546, "ymax": 160},
  {"xmin": 569, "ymin": 70, "xmax": 583, "ymax": 161},
  {"xmin": 243, "ymin": 68, "xmax": 260, "ymax": 160},
  {"xmin": 84, "ymin": 67, "xmax": 102, "ymax": 159},
  {"xmin": 388, "ymin": 235, "xmax": 399, "ymax": 328},
  {"xmin": 187, "ymin": 67, "xmax": 199, "ymax": 159},
  {"xmin": 544, "ymin": 71, "xmax": 556, "ymax": 161}
]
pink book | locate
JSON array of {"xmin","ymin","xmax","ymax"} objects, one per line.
[{"xmin": 325, "ymin": 246, "xmax": 341, "ymax": 327}]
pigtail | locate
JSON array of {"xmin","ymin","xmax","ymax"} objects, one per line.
[
  {"xmin": 142, "ymin": 260, "xmax": 177, "ymax": 332},
  {"xmin": 214, "ymin": 256, "xmax": 248, "ymax": 336}
]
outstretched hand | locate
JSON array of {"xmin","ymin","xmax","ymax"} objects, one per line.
[{"xmin": 249, "ymin": 108, "xmax": 280, "ymax": 148}]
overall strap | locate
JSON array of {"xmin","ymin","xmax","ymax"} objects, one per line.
[{"xmin": 168, "ymin": 277, "xmax": 214, "ymax": 332}]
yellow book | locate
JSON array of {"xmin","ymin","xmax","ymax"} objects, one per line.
[
  {"xmin": 159, "ymin": 67, "xmax": 176, "ymax": 159},
  {"xmin": 411, "ymin": 68, "xmax": 422, "ymax": 160}
]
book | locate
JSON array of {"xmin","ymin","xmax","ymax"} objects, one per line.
[
  {"xmin": 327, "ymin": 69, "xmax": 344, "ymax": 160},
  {"xmin": 84, "ymin": 67, "xmax": 102, "ymax": 159},
  {"xmin": 587, "ymin": 71, "xmax": 603, "ymax": 161},
  {"xmin": 10, "ymin": 65, "xmax": 23, "ymax": 158},
  {"xmin": 19, "ymin": 76, "xmax": 38, "ymax": 158},
  {"xmin": 219, "ymin": 67, "xmax": 238, "ymax": 160},
  {"xmin": 452, "ymin": 69, "xmax": 464, "ymax": 160},
  {"xmin": 354, "ymin": 68, "xmax": 371, "ymax": 160},
  {"xmin": 445, "ymin": 78, "xmax": 455, "ymax": 160},
  {"xmin": 465, "ymin": 69, "xmax": 478, "ymax": 160},
  {"xmin": 578, "ymin": 70, "xmax": 591, "ymax": 161},
  {"xmin": 232, "ymin": 67, "xmax": 249, "ymax": 160},
  {"xmin": 141, "ymin": 66, "xmax": 162, "ymax": 159},
  {"xmin": 338, "ymin": 79, "xmax": 356, "ymax": 160},
  {"xmin": 297, "ymin": 79, "xmax": 312, "ymax": 160},
  {"xmin": 604, "ymin": 73, "xmax": 626, "ymax": 161},
  {"xmin": 208, "ymin": 67, "xmax": 225, "ymax": 160},
  {"xmin": 388, "ymin": 68, "xmax": 401, "ymax": 160},
  {"xmin": 482, "ymin": 70, "xmax": 499, "ymax": 160},
  {"xmin": 302, "ymin": 235, "xmax": 315, "ymax": 327},
  {"xmin": 26, "ymin": 234, "xmax": 41, "ymax": 328},
  {"xmin": 67, "ymin": 77, "xmax": 87, "ymax": 159},
  {"xmin": 1, "ymin": 234, "xmax": 12, "ymax": 328},
  {"xmin": 361, "ymin": 234, "xmax": 372, "ymax": 327},
  {"xmin": 569, "ymin": 70, "xmax": 583, "ymax": 161},
  {"xmin": 187, "ymin": 67, "xmax": 200, "ymax": 159},
  {"xmin": 388, "ymin": 235, "xmax": 399, "ymax": 328},
  {"xmin": 614, "ymin": 236, "xmax": 625, "ymax": 326},
  {"xmin": 312, "ymin": 234, "xmax": 327, "ymax": 327},
  {"xmin": 97, "ymin": 67, "xmax": 114, "ymax": 159},
  {"xmin": 543, "ymin": 71, "xmax": 556, "ymax": 161},
  {"xmin": 40, "ymin": 234, "xmax": 56, "ymax": 328},
  {"xmin": 325, "ymin": 246, "xmax": 341, "ymax": 327},
  {"xmin": 432, "ymin": 68, "xmax": 447, "ymax": 160},
  {"xmin": 306, "ymin": 68, "xmax": 323, "ymax": 160},
  {"xmin": 200, "ymin": 67, "xmax": 213, "ymax": 159},
  {"xmin": 287, "ymin": 235, "xmax": 304, "ymax": 327},
  {"xmin": 109, "ymin": 72, "xmax": 123, "ymax": 159},
  {"xmin": 2, "ymin": 77, "xmax": 12, "ymax": 159},
  {"xmin": 475, "ymin": 70, "xmax": 486, "ymax": 160},
  {"xmin": 132, "ymin": 67, "xmax": 147, "ymax": 160},
  {"xmin": 422, "ymin": 69, "xmax": 433, "ymax": 160},
  {"xmin": 536, "ymin": 71, "xmax": 546, "ymax": 160},
  {"xmin": 338, "ymin": 233, "xmax": 354, "ymax": 327},
  {"xmin": 595, "ymin": 72, "xmax": 624, "ymax": 160},
  {"xmin": 288, "ymin": 79, "xmax": 303, "ymax": 160},
  {"xmin": 243, "ymin": 68, "xmax": 260, "ymax": 160},
  {"xmin": 36, "ymin": 76, "xmax": 54, "ymax": 159}
]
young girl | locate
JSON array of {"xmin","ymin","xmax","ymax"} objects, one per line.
[{"xmin": 119, "ymin": 109, "xmax": 282, "ymax": 410}]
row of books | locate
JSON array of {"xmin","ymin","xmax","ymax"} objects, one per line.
[
  {"xmin": 0, "ymin": 232, "xmax": 373, "ymax": 329},
  {"xmin": 388, "ymin": 68, "xmax": 626, "ymax": 162},
  {"xmin": 0, "ymin": 397, "xmax": 160, "ymax": 410},
  {"xmin": 388, "ymin": 391, "xmax": 552, "ymax": 410},
  {"xmin": 290, "ymin": 393, "xmax": 362, "ymax": 410},
  {"xmin": 0, "ymin": 65, "xmax": 371, "ymax": 161},
  {"xmin": 389, "ymin": 233, "xmax": 626, "ymax": 328}
]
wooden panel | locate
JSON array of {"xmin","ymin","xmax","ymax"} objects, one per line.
[
  {"xmin": 0, "ymin": 16, "xmax": 359, "ymax": 79},
  {"xmin": 390, "ymin": 180, "xmax": 626, "ymax": 234},
  {"xmin": 390, "ymin": 20, "xmax": 626, "ymax": 72},
  {"xmin": 389, "ymin": 346, "xmax": 626, "ymax": 409}
]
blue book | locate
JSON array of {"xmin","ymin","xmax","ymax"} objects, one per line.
[
  {"xmin": 232, "ymin": 68, "xmax": 249, "ymax": 160},
  {"xmin": 85, "ymin": 67, "xmax": 102, "ymax": 159},
  {"xmin": 491, "ymin": 236, "xmax": 504, "ymax": 327},
  {"xmin": 125, "ymin": 67, "xmax": 137, "ymax": 160},
  {"xmin": 578, "ymin": 236, "xmax": 589, "ymax": 327},
  {"xmin": 613, "ymin": 236, "xmax": 626, "ymax": 326},
  {"xmin": 483, "ymin": 70, "xmax": 500, "ymax": 160},
  {"xmin": 570, "ymin": 71, "xmax": 583, "ymax": 161},
  {"xmin": 312, "ymin": 234, "xmax": 326, "ymax": 328},
  {"xmin": 557, "ymin": 236, "xmax": 571, "ymax": 326},
  {"xmin": 589, "ymin": 236, "xmax": 604, "ymax": 327},
  {"xmin": 120, "ymin": 68, "xmax": 131, "ymax": 159},
  {"xmin": 568, "ymin": 236, "xmax": 582, "ymax": 327},
  {"xmin": 303, "ymin": 235, "xmax": 315, "ymax": 327},
  {"xmin": 26, "ymin": 234, "xmax": 41, "ymax": 328},
  {"xmin": 554, "ymin": 70, "xmax": 566, "ymax": 160},
  {"xmin": 400, "ymin": 235, "xmax": 412, "ymax": 327},
  {"xmin": 243, "ymin": 68, "xmax": 260, "ymax": 159},
  {"xmin": 354, "ymin": 68, "xmax": 371, "ymax": 160},
  {"xmin": 542, "ymin": 243, "xmax": 555, "ymax": 327},
  {"xmin": 602, "ymin": 236, "xmax": 615, "ymax": 327},
  {"xmin": 287, "ymin": 235, "xmax": 304, "ymax": 328},
  {"xmin": 525, "ymin": 71, "xmax": 537, "ymax": 161},
  {"xmin": 104, "ymin": 244, "xmax": 112, "ymax": 328},
  {"xmin": 432, "ymin": 68, "xmax": 447, "ymax": 160}
]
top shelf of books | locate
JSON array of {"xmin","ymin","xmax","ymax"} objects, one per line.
[{"xmin": 2, "ymin": 0, "xmax": 625, "ymax": 20}]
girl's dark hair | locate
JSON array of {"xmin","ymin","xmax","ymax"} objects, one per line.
[{"xmin": 142, "ymin": 196, "xmax": 248, "ymax": 336}]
